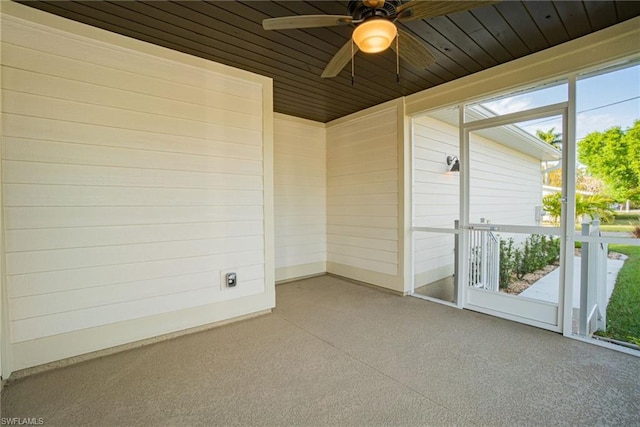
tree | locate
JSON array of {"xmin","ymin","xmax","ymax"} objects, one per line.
[
  {"xmin": 536, "ymin": 128, "xmax": 606, "ymax": 193},
  {"xmin": 576, "ymin": 171, "xmax": 604, "ymax": 194},
  {"xmin": 542, "ymin": 192, "xmax": 614, "ymax": 224},
  {"xmin": 578, "ymin": 121, "xmax": 640, "ymax": 202},
  {"xmin": 536, "ymin": 127, "xmax": 562, "ymax": 149},
  {"xmin": 537, "ymin": 128, "xmax": 562, "ymax": 186}
]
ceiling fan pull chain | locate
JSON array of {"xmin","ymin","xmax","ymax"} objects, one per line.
[
  {"xmin": 395, "ymin": 34, "xmax": 400, "ymax": 83},
  {"xmin": 351, "ymin": 39, "xmax": 355, "ymax": 86}
]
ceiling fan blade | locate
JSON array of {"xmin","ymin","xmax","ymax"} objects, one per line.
[
  {"xmin": 396, "ymin": 1, "xmax": 497, "ymax": 21},
  {"xmin": 263, "ymin": 15, "xmax": 353, "ymax": 30},
  {"xmin": 321, "ymin": 40, "xmax": 358, "ymax": 78},
  {"xmin": 391, "ymin": 29, "xmax": 436, "ymax": 70}
]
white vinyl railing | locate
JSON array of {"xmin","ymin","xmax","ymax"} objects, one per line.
[
  {"xmin": 579, "ymin": 220, "xmax": 608, "ymax": 336},
  {"xmin": 468, "ymin": 221, "xmax": 500, "ymax": 292}
]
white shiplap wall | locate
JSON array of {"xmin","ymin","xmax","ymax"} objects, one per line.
[
  {"xmin": 469, "ymin": 137, "xmax": 543, "ymax": 225},
  {"xmin": 413, "ymin": 115, "xmax": 543, "ymax": 284},
  {"xmin": 1, "ymin": 5, "xmax": 273, "ymax": 372},
  {"xmin": 326, "ymin": 104, "xmax": 401, "ymax": 291},
  {"xmin": 274, "ymin": 114, "xmax": 326, "ymax": 282},
  {"xmin": 413, "ymin": 116, "xmax": 459, "ymax": 285}
]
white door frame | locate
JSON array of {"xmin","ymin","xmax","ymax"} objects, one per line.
[{"xmin": 458, "ymin": 102, "xmax": 572, "ymax": 332}]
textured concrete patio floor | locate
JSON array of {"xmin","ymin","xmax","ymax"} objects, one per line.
[{"xmin": 2, "ymin": 275, "xmax": 639, "ymax": 426}]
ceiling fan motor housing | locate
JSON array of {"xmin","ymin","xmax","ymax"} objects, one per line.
[{"xmin": 347, "ymin": 0, "xmax": 400, "ymax": 21}]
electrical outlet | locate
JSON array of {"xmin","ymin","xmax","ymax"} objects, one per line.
[{"xmin": 220, "ymin": 271, "xmax": 237, "ymax": 289}]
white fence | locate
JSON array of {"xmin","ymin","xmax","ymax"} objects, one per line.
[
  {"xmin": 468, "ymin": 222, "xmax": 500, "ymax": 292},
  {"xmin": 579, "ymin": 220, "xmax": 608, "ymax": 336}
]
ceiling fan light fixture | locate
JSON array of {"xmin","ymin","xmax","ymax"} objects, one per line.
[{"xmin": 352, "ymin": 19, "xmax": 397, "ymax": 53}]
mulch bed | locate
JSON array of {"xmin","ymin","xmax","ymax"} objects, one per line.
[
  {"xmin": 501, "ymin": 249, "xmax": 627, "ymax": 295},
  {"xmin": 503, "ymin": 264, "xmax": 559, "ymax": 295}
]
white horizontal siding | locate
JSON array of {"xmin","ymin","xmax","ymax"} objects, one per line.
[
  {"xmin": 412, "ymin": 116, "xmax": 459, "ymax": 285},
  {"xmin": 469, "ymin": 135, "xmax": 543, "ymax": 225},
  {"xmin": 413, "ymin": 116, "xmax": 460, "ymax": 229},
  {"xmin": 1, "ymin": 12, "xmax": 270, "ymax": 352},
  {"xmin": 4, "ymin": 206, "xmax": 264, "ymax": 229},
  {"xmin": 3, "ymin": 137, "xmax": 262, "ymax": 175},
  {"xmin": 8, "ymin": 251, "xmax": 264, "ymax": 299},
  {"xmin": 5, "ymin": 222, "xmax": 261, "ymax": 252},
  {"xmin": 327, "ymin": 106, "xmax": 399, "ymax": 284},
  {"xmin": 273, "ymin": 114, "xmax": 326, "ymax": 281},
  {"xmin": 413, "ymin": 114, "xmax": 542, "ymax": 284}
]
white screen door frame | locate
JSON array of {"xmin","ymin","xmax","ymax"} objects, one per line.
[{"xmin": 458, "ymin": 103, "xmax": 573, "ymax": 332}]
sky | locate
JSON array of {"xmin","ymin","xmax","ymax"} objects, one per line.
[{"xmin": 480, "ymin": 63, "xmax": 640, "ymax": 142}]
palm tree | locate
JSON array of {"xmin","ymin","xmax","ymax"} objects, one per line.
[
  {"xmin": 537, "ymin": 128, "xmax": 562, "ymax": 185},
  {"xmin": 536, "ymin": 128, "xmax": 562, "ymax": 149},
  {"xmin": 542, "ymin": 192, "xmax": 614, "ymax": 225}
]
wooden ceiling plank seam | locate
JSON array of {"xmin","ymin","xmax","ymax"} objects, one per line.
[
  {"xmin": 213, "ymin": 1, "xmax": 431, "ymax": 95},
  {"xmin": 202, "ymin": 1, "xmax": 421, "ymax": 99},
  {"xmin": 469, "ymin": 5, "xmax": 530, "ymax": 59},
  {"xmin": 550, "ymin": 1, "xmax": 573, "ymax": 44},
  {"xmin": 580, "ymin": 1, "xmax": 595, "ymax": 35},
  {"xmin": 522, "ymin": 1, "xmax": 570, "ymax": 47},
  {"xmin": 271, "ymin": 83, "xmax": 363, "ymax": 117},
  {"xmin": 583, "ymin": 1, "xmax": 618, "ymax": 32},
  {"xmin": 423, "ymin": 15, "xmax": 498, "ymax": 69},
  {"xmin": 447, "ymin": 12, "xmax": 513, "ymax": 64},
  {"xmin": 273, "ymin": 101, "xmax": 346, "ymax": 123},
  {"xmin": 185, "ymin": 1, "xmax": 356, "ymax": 64},
  {"xmin": 491, "ymin": 5, "xmax": 536, "ymax": 57},
  {"xmin": 614, "ymin": 1, "xmax": 640, "ymax": 23},
  {"xmin": 273, "ymin": 92, "xmax": 354, "ymax": 120},
  {"xmin": 552, "ymin": 1, "xmax": 592, "ymax": 39},
  {"xmin": 273, "ymin": 92, "xmax": 353, "ymax": 118},
  {"xmin": 400, "ymin": 20, "xmax": 480, "ymax": 76},
  {"xmin": 272, "ymin": 85, "xmax": 354, "ymax": 111},
  {"xmin": 494, "ymin": 1, "xmax": 549, "ymax": 52}
]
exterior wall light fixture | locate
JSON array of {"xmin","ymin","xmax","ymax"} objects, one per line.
[{"xmin": 446, "ymin": 155, "xmax": 460, "ymax": 172}]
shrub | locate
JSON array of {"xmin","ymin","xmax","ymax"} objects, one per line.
[
  {"xmin": 543, "ymin": 235, "xmax": 561, "ymax": 264},
  {"xmin": 499, "ymin": 238, "xmax": 515, "ymax": 289},
  {"xmin": 498, "ymin": 235, "xmax": 561, "ymax": 286}
]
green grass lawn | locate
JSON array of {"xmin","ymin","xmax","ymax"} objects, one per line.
[
  {"xmin": 602, "ymin": 245, "xmax": 640, "ymax": 345},
  {"xmin": 587, "ymin": 211, "xmax": 639, "ymax": 233}
]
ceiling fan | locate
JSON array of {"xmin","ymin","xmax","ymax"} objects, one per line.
[{"xmin": 262, "ymin": 0, "xmax": 496, "ymax": 79}]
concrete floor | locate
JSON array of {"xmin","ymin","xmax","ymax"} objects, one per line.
[
  {"xmin": 414, "ymin": 276, "xmax": 455, "ymax": 303},
  {"xmin": 2, "ymin": 275, "xmax": 639, "ymax": 426}
]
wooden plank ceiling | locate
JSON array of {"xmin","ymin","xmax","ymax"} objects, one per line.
[{"xmin": 17, "ymin": 1, "xmax": 640, "ymax": 123}]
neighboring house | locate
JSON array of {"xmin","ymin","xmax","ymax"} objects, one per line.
[
  {"xmin": 413, "ymin": 110, "xmax": 560, "ymax": 287},
  {"xmin": 0, "ymin": 1, "xmax": 637, "ymax": 379}
]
